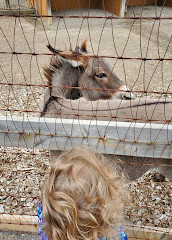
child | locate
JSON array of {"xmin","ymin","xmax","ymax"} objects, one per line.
[{"xmin": 38, "ymin": 147, "xmax": 129, "ymax": 240}]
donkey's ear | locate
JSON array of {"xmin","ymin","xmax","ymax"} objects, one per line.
[
  {"xmin": 81, "ymin": 39, "xmax": 88, "ymax": 52},
  {"xmin": 60, "ymin": 54, "xmax": 88, "ymax": 68},
  {"xmin": 74, "ymin": 46, "xmax": 81, "ymax": 54},
  {"xmin": 47, "ymin": 44, "xmax": 61, "ymax": 54},
  {"xmin": 47, "ymin": 44, "xmax": 88, "ymax": 68},
  {"xmin": 75, "ymin": 39, "xmax": 88, "ymax": 53}
]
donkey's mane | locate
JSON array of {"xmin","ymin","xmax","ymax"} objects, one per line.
[{"xmin": 44, "ymin": 58, "xmax": 62, "ymax": 87}]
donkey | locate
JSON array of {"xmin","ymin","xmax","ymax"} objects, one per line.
[
  {"xmin": 42, "ymin": 39, "xmax": 134, "ymax": 114},
  {"xmin": 41, "ymin": 41, "xmax": 171, "ymax": 181}
]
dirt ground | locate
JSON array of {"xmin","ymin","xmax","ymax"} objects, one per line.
[{"xmin": 0, "ymin": 2, "xmax": 172, "ymax": 239}]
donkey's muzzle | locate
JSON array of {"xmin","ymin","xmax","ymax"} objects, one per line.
[
  {"xmin": 112, "ymin": 85, "xmax": 135, "ymax": 100},
  {"xmin": 121, "ymin": 91, "xmax": 135, "ymax": 100}
]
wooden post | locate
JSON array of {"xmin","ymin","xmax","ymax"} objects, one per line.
[
  {"xmin": 99, "ymin": 0, "xmax": 124, "ymax": 16},
  {"xmin": 27, "ymin": 0, "xmax": 52, "ymax": 25},
  {"xmin": 36, "ymin": 0, "xmax": 52, "ymax": 25},
  {"xmin": 27, "ymin": 0, "xmax": 35, "ymax": 8}
]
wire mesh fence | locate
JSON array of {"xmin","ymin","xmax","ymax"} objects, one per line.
[{"xmin": 0, "ymin": 0, "xmax": 172, "ymax": 239}]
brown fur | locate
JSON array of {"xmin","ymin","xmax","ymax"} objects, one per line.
[
  {"xmin": 43, "ymin": 41, "xmax": 133, "ymax": 101},
  {"xmin": 81, "ymin": 38, "xmax": 88, "ymax": 52},
  {"xmin": 44, "ymin": 58, "xmax": 62, "ymax": 89}
]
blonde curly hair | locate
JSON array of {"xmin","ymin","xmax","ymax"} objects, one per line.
[{"xmin": 41, "ymin": 147, "xmax": 129, "ymax": 240}]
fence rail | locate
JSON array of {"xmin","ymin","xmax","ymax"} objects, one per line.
[
  {"xmin": 0, "ymin": 115, "xmax": 171, "ymax": 159},
  {"xmin": 0, "ymin": 213, "xmax": 171, "ymax": 240}
]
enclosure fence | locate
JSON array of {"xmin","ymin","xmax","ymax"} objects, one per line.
[{"xmin": 0, "ymin": 0, "xmax": 172, "ymax": 239}]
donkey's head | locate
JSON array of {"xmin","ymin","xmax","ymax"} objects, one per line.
[{"xmin": 45, "ymin": 40, "xmax": 134, "ymax": 101}]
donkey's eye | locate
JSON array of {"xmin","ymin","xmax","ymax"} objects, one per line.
[{"xmin": 95, "ymin": 73, "xmax": 107, "ymax": 79}]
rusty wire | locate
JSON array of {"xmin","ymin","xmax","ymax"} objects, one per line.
[{"xmin": 0, "ymin": 0, "xmax": 172, "ymax": 236}]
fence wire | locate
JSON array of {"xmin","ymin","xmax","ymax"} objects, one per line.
[{"xmin": 0, "ymin": 0, "xmax": 172, "ymax": 239}]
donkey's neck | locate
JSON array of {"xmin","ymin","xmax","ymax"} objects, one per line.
[{"xmin": 45, "ymin": 58, "xmax": 81, "ymax": 99}]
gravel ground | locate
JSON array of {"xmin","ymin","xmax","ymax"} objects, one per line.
[
  {"xmin": 0, "ymin": 2, "xmax": 172, "ymax": 239},
  {"xmin": 0, "ymin": 148, "xmax": 50, "ymax": 216},
  {"xmin": 126, "ymin": 171, "xmax": 172, "ymax": 228},
  {"xmin": 0, "ymin": 231, "xmax": 37, "ymax": 240}
]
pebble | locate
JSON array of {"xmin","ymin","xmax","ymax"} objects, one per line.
[
  {"xmin": 26, "ymin": 202, "xmax": 34, "ymax": 207},
  {"xmin": 14, "ymin": 179, "xmax": 20, "ymax": 184},
  {"xmin": 26, "ymin": 187, "xmax": 32, "ymax": 193},
  {"xmin": 21, "ymin": 198, "xmax": 26, "ymax": 202},
  {"xmin": 154, "ymin": 219, "xmax": 160, "ymax": 225},
  {"xmin": 16, "ymin": 209, "xmax": 23, "ymax": 215},
  {"xmin": 0, "ymin": 178, "xmax": 6, "ymax": 183}
]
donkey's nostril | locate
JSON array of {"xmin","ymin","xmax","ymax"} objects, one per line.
[{"xmin": 122, "ymin": 91, "xmax": 135, "ymax": 100}]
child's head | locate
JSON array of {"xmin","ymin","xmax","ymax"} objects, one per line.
[{"xmin": 41, "ymin": 147, "xmax": 129, "ymax": 240}]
